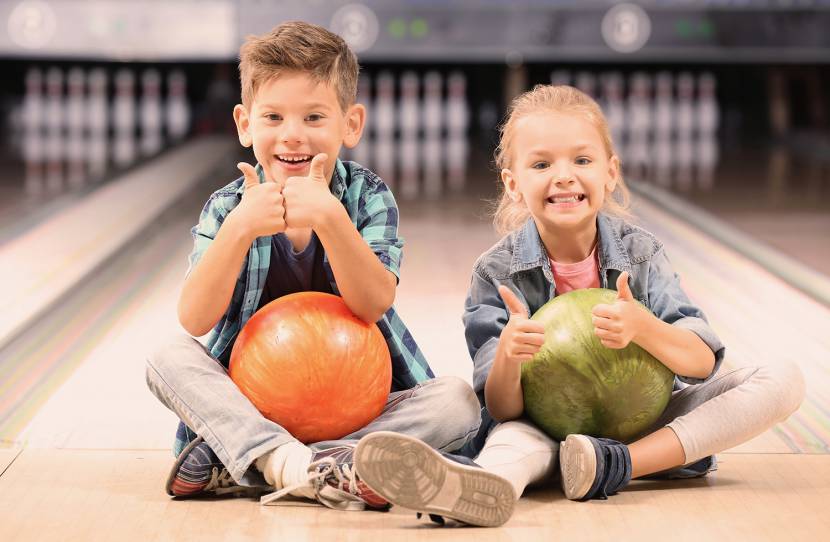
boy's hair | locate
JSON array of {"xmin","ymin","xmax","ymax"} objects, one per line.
[
  {"xmin": 238, "ymin": 21, "xmax": 359, "ymax": 112},
  {"xmin": 492, "ymin": 84, "xmax": 631, "ymax": 235}
]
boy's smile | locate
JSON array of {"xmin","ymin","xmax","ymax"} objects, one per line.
[{"xmin": 233, "ymin": 72, "xmax": 365, "ymax": 186}]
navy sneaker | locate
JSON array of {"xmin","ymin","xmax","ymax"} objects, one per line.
[
  {"xmin": 354, "ymin": 431, "xmax": 516, "ymax": 527},
  {"xmin": 166, "ymin": 436, "xmax": 258, "ymax": 498},
  {"xmin": 559, "ymin": 434, "xmax": 632, "ymax": 501},
  {"xmin": 260, "ymin": 444, "xmax": 389, "ymax": 511}
]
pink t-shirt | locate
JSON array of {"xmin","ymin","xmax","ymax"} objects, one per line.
[{"xmin": 550, "ymin": 245, "xmax": 600, "ymax": 294}]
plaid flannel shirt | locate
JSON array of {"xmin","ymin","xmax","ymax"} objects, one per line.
[{"xmin": 186, "ymin": 158, "xmax": 434, "ymax": 390}]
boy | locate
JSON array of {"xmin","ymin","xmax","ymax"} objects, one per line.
[{"xmin": 145, "ymin": 21, "xmax": 480, "ymax": 511}]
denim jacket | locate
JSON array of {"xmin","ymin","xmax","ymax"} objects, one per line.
[{"xmin": 464, "ymin": 213, "xmax": 725, "ymax": 404}]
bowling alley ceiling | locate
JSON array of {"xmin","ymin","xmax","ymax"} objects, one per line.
[{"xmin": 1, "ymin": 0, "xmax": 829, "ymax": 62}]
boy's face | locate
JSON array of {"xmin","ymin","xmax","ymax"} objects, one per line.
[{"xmin": 233, "ymin": 71, "xmax": 365, "ymax": 186}]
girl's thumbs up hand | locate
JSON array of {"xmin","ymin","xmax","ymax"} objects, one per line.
[
  {"xmin": 495, "ymin": 285, "xmax": 546, "ymax": 365},
  {"xmin": 591, "ymin": 271, "xmax": 645, "ymax": 349}
]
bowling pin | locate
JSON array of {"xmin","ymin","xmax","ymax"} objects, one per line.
[
  {"xmin": 350, "ymin": 74, "xmax": 372, "ymax": 167},
  {"xmin": 65, "ymin": 67, "xmax": 86, "ymax": 188},
  {"xmin": 675, "ymin": 72, "xmax": 695, "ymax": 140},
  {"xmin": 373, "ymin": 72, "xmax": 396, "ymax": 186},
  {"xmin": 397, "ymin": 71, "xmax": 420, "ymax": 199},
  {"xmin": 44, "ymin": 67, "xmax": 64, "ymax": 192},
  {"xmin": 625, "ymin": 72, "xmax": 652, "ymax": 182},
  {"xmin": 86, "ymin": 68, "xmax": 108, "ymax": 179},
  {"xmin": 652, "ymin": 72, "xmax": 674, "ymax": 187},
  {"xmin": 575, "ymin": 71, "xmax": 597, "ymax": 98},
  {"xmin": 140, "ymin": 68, "xmax": 163, "ymax": 157},
  {"xmin": 696, "ymin": 72, "xmax": 719, "ymax": 137},
  {"xmin": 21, "ymin": 67, "xmax": 45, "ymax": 196},
  {"xmin": 673, "ymin": 72, "xmax": 695, "ymax": 191},
  {"xmin": 600, "ymin": 71, "xmax": 626, "ymax": 151},
  {"xmin": 695, "ymin": 72, "xmax": 719, "ymax": 191},
  {"xmin": 166, "ymin": 70, "xmax": 190, "ymax": 141},
  {"xmin": 446, "ymin": 71, "xmax": 469, "ymax": 191},
  {"xmin": 113, "ymin": 69, "xmax": 136, "ymax": 167},
  {"xmin": 422, "ymin": 71, "xmax": 443, "ymax": 198}
]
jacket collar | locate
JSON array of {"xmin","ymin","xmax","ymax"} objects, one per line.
[{"xmin": 509, "ymin": 213, "xmax": 632, "ymax": 279}]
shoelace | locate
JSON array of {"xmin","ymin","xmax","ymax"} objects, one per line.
[
  {"xmin": 204, "ymin": 467, "xmax": 243, "ymax": 495},
  {"xmin": 260, "ymin": 457, "xmax": 366, "ymax": 511}
]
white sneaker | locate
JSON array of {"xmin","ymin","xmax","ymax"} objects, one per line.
[{"xmin": 355, "ymin": 431, "xmax": 516, "ymax": 527}]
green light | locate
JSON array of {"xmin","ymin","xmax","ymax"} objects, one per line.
[
  {"xmin": 388, "ymin": 18, "xmax": 406, "ymax": 39},
  {"xmin": 675, "ymin": 20, "xmax": 693, "ymax": 38},
  {"xmin": 698, "ymin": 20, "xmax": 714, "ymax": 38},
  {"xmin": 410, "ymin": 18, "xmax": 428, "ymax": 38}
]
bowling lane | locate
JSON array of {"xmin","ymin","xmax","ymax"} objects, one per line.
[{"xmin": 0, "ymin": 64, "xmax": 195, "ymax": 244}]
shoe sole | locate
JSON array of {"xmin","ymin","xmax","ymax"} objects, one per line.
[
  {"xmin": 355, "ymin": 431, "xmax": 516, "ymax": 527},
  {"xmin": 559, "ymin": 434, "xmax": 597, "ymax": 500}
]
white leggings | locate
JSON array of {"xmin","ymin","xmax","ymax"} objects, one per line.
[{"xmin": 476, "ymin": 363, "xmax": 806, "ymax": 499}]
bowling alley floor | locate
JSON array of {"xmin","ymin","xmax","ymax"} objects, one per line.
[
  {"xmin": 1, "ymin": 139, "xmax": 829, "ymax": 541},
  {"xmin": 1, "ymin": 449, "xmax": 828, "ymax": 541}
]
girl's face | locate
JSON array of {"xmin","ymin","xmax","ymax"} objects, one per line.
[{"xmin": 501, "ymin": 110, "xmax": 619, "ymax": 235}]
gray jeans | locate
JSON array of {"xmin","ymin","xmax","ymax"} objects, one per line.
[{"xmin": 146, "ymin": 334, "xmax": 481, "ymax": 486}]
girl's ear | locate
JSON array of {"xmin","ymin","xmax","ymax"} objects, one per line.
[
  {"xmin": 342, "ymin": 103, "xmax": 366, "ymax": 149},
  {"xmin": 501, "ymin": 168, "xmax": 522, "ymax": 202},
  {"xmin": 605, "ymin": 154, "xmax": 620, "ymax": 193},
  {"xmin": 233, "ymin": 104, "xmax": 252, "ymax": 147}
]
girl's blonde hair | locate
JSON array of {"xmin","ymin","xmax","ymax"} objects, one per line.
[{"xmin": 493, "ymin": 84, "xmax": 631, "ymax": 234}]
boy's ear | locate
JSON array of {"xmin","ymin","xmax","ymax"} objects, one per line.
[
  {"xmin": 342, "ymin": 103, "xmax": 366, "ymax": 149},
  {"xmin": 233, "ymin": 104, "xmax": 253, "ymax": 148},
  {"xmin": 501, "ymin": 168, "xmax": 522, "ymax": 202},
  {"xmin": 605, "ymin": 154, "xmax": 620, "ymax": 193}
]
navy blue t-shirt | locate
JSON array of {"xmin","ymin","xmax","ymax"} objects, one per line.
[{"xmin": 257, "ymin": 231, "xmax": 334, "ymax": 310}]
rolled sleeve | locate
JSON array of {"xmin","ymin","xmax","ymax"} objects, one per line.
[
  {"xmin": 646, "ymin": 247, "xmax": 725, "ymax": 384},
  {"xmin": 357, "ymin": 186, "xmax": 404, "ymax": 280},
  {"xmin": 463, "ymin": 269, "xmax": 514, "ymax": 394},
  {"xmin": 672, "ymin": 316, "xmax": 725, "ymax": 384},
  {"xmin": 185, "ymin": 197, "xmax": 225, "ymax": 278}
]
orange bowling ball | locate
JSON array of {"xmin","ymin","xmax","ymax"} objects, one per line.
[{"xmin": 229, "ymin": 292, "xmax": 391, "ymax": 443}]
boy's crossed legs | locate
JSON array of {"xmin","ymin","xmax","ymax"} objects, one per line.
[{"xmin": 146, "ymin": 334, "xmax": 481, "ymax": 509}]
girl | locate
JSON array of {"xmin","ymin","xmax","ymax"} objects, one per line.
[{"xmin": 353, "ymin": 85, "xmax": 805, "ymax": 526}]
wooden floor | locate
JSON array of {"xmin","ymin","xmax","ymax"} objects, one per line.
[{"xmin": 0, "ymin": 449, "xmax": 828, "ymax": 541}]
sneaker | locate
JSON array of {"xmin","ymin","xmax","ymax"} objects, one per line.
[
  {"xmin": 354, "ymin": 431, "xmax": 516, "ymax": 527},
  {"xmin": 166, "ymin": 436, "xmax": 259, "ymax": 498},
  {"xmin": 559, "ymin": 434, "xmax": 632, "ymax": 501},
  {"xmin": 260, "ymin": 444, "xmax": 389, "ymax": 511}
]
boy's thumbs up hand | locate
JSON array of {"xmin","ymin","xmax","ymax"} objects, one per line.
[
  {"xmin": 591, "ymin": 271, "xmax": 644, "ymax": 349},
  {"xmin": 231, "ymin": 161, "xmax": 286, "ymax": 240},
  {"xmin": 238, "ymin": 162, "xmax": 260, "ymax": 189},
  {"xmin": 283, "ymin": 153, "xmax": 339, "ymax": 230},
  {"xmin": 308, "ymin": 153, "xmax": 329, "ymax": 183},
  {"xmin": 495, "ymin": 284, "xmax": 546, "ymax": 365}
]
